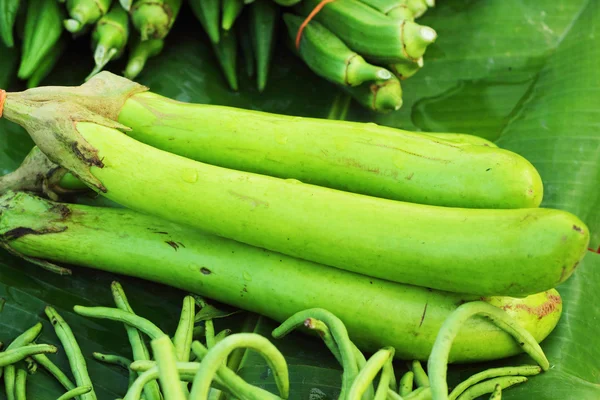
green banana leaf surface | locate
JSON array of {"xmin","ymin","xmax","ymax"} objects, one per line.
[{"xmin": 0, "ymin": 0, "xmax": 599, "ymax": 399}]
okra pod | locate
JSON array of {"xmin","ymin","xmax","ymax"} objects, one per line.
[
  {"xmin": 27, "ymin": 37, "xmax": 68, "ymax": 88},
  {"xmin": 124, "ymin": 36, "xmax": 164, "ymax": 80},
  {"xmin": 342, "ymin": 76, "xmax": 403, "ymax": 112},
  {"xmin": 0, "ymin": 0, "xmax": 21, "ymax": 47},
  {"xmin": 212, "ymin": 29, "xmax": 239, "ymax": 90},
  {"xmin": 130, "ymin": 0, "xmax": 182, "ymax": 40},
  {"xmin": 189, "ymin": 0, "xmax": 221, "ymax": 43},
  {"xmin": 249, "ymin": 0, "xmax": 278, "ymax": 91},
  {"xmin": 221, "ymin": 0, "xmax": 243, "ymax": 30},
  {"xmin": 63, "ymin": 0, "xmax": 112, "ymax": 33},
  {"xmin": 89, "ymin": 4, "xmax": 129, "ymax": 79},
  {"xmin": 284, "ymin": 13, "xmax": 392, "ymax": 86}
]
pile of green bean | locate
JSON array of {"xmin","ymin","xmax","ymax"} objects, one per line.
[
  {"xmin": 0, "ymin": 282, "xmax": 549, "ymax": 399},
  {"xmin": 0, "ymin": 0, "xmax": 435, "ymax": 111}
]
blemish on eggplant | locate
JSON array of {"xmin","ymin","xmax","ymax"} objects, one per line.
[
  {"xmin": 486, "ymin": 168, "xmax": 491, "ymax": 171},
  {"xmin": 405, "ymin": 173, "xmax": 414, "ymax": 180},
  {"xmin": 165, "ymin": 241, "xmax": 179, "ymax": 250},
  {"xmin": 200, "ymin": 267, "xmax": 211, "ymax": 275},
  {"xmin": 177, "ymin": 242, "xmax": 186, "ymax": 248},
  {"xmin": 419, "ymin": 301, "xmax": 428, "ymax": 327},
  {"xmin": 572, "ymin": 225, "xmax": 584, "ymax": 233}
]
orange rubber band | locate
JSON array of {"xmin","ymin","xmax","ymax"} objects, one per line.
[
  {"xmin": 296, "ymin": 0, "xmax": 336, "ymax": 49},
  {"xmin": 0, "ymin": 90, "xmax": 6, "ymax": 118}
]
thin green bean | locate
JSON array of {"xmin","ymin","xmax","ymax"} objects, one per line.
[
  {"xmin": 205, "ymin": 319, "xmax": 216, "ymax": 349},
  {"xmin": 73, "ymin": 306, "xmax": 165, "ymax": 340},
  {"xmin": 111, "ymin": 281, "xmax": 161, "ymax": 400},
  {"xmin": 173, "ymin": 296, "xmax": 196, "ymax": 361},
  {"xmin": 1, "ymin": 322, "xmax": 44, "ymax": 391},
  {"xmin": 399, "ymin": 371, "xmax": 414, "ymax": 396},
  {"xmin": 428, "ymin": 302, "xmax": 549, "ymax": 400},
  {"xmin": 45, "ymin": 306, "xmax": 97, "ymax": 400},
  {"xmin": 489, "ymin": 384, "xmax": 502, "ymax": 400},
  {"xmin": 411, "ymin": 360, "xmax": 429, "ymax": 387},
  {"xmin": 273, "ymin": 308, "xmax": 357, "ymax": 396},
  {"xmin": 448, "ymin": 365, "xmax": 540, "ymax": 400},
  {"xmin": 31, "ymin": 354, "xmax": 76, "ymax": 391},
  {"xmin": 57, "ymin": 385, "xmax": 93, "ymax": 400},
  {"xmin": 305, "ymin": 318, "xmax": 343, "ymax": 365},
  {"xmin": 404, "ymin": 386, "xmax": 432, "ymax": 400},
  {"xmin": 350, "ymin": 343, "xmax": 374, "ymax": 400},
  {"xmin": 190, "ymin": 335, "xmax": 288, "ymax": 400},
  {"xmin": 93, "ymin": 352, "xmax": 136, "ymax": 388},
  {"xmin": 191, "ymin": 342, "xmax": 279, "ymax": 400},
  {"xmin": 4, "ymin": 360, "xmax": 16, "ymax": 400},
  {"xmin": 456, "ymin": 376, "xmax": 526, "ymax": 400},
  {"xmin": 14, "ymin": 368, "xmax": 27, "ymax": 400},
  {"xmin": 348, "ymin": 347, "xmax": 394, "ymax": 400},
  {"xmin": 387, "ymin": 389, "xmax": 404, "ymax": 400},
  {"xmin": 0, "ymin": 344, "xmax": 57, "ymax": 366},
  {"xmin": 151, "ymin": 335, "xmax": 186, "ymax": 400},
  {"xmin": 215, "ymin": 329, "xmax": 232, "ymax": 344},
  {"xmin": 375, "ymin": 357, "xmax": 395, "ymax": 400}
]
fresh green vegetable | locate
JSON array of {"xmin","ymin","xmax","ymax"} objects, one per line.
[
  {"xmin": 151, "ymin": 335, "xmax": 187, "ymax": 400},
  {"xmin": 347, "ymin": 347, "xmax": 394, "ymax": 400},
  {"xmin": 27, "ymin": 37, "xmax": 68, "ymax": 88},
  {"xmin": 45, "ymin": 306, "xmax": 97, "ymax": 400},
  {"xmin": 221, "ymin": 0, "xmax": 243, "ymax": 30},
  {"xmin": 14, "ymin": 368, "xmax": 26, "ymax": 400},
  {"xmin": 31, "ymin": 354, "xmax": 77, "ymax": 392},
  {"xmin": 428, "ymin": 302, "xmax": 549, "ymax": 400},
  {"xmin": 488, "ymin": 384, "xmax": 502, "ymax": 400},
  {"xmin": 294, "ymin": 0, "xmax": 437, "ymax": 64},
  {"xmin": 399, "ymin": 371, "xmax": 414, "ymax": 396},
  {"xmin": 250, "ymin": 0, "xmax": 278, "ymax": 91},
  {"xmin": 188, "ymin": 333, "xmax": 289, "ymax": 400},
  {"xmin": 124, "ymin": 36, "xmax": 164, "ymax": 80},
  {"xmin": 411, "ymin": 360, "xmax": 429, "ymax": 388},
  {"xmin": 424, "ymin": 132, "xmax": 497, "ymax": 147},
  {"xmin": 92, "ymin": 353, "xmax": 136, "ymax": 388},
  {"xmin": 390, "ymin": 57, "xmax": 423, "ymax": 80},
  {"xmin": 8, "ymin": 73, "xmax": 536, "ymax": 210},
  {"xmin": 212, "ymin": 29, "xmax": 238, "ymax": 90},
  {"xmin": 0, "ymin": 192, "xmax": 563, "ymax": 361},
  {"xmin": 0, "ymin": 0, "xmax": 21, "ymax": 47},
  {"xmin": 456, "ymin": 377, "xmax": 526, "ymax": 400},
  {"xmin": 17, "ymin": 0, "xmax": 64, "ymax": 79},
  {"xmin": 342, "ymin": 76, "xmax": 403, "ymax": 112},
  {"xmin": 110, "ymin": 282, "xmax": 161, "ymax": 400},
  {"xmin": 74, "ymin": 306, "xmax": 166, "ymax": 339},
  {"xmin": 0, "ymin": 97, "xmax": 588, "ymax": 295},
  {"xmin": 56, "ymin": 386, "xmax": 93, "ymax": 400},
  {"xmin": 238, "ymin": 13, "xmax": 255, "ymax": 76},
  {"xmin": 130, "ymin": 0, "xmax": 182, "ymax": 40},
  {"xmin": 1, "ymin": 323, "xmax": 44, "ymax": 400},
  {"xmin": 359, "ymin": 0, "xmax": 414, "ymax": 20},
  {"xmin": 284, "ymin": 14, "xmax": 392, "ymax": 86},
  {"xmin": 448, "ymin": 365, "xmax": 541, "ymax": 400},
  {"xmin": 89, "ymin": 4, "xmax": 129, "ymax": 79},
  {"xmin": 189, "ymin": 0, "xmax": 220, "ymax": 44},
  {"xmin": 63, "ymin": 0, "xmax": 112, "ymax": 33},
  {"xmin": 0, "ymin": 344, "xmax": 58, "ymax": 367}
]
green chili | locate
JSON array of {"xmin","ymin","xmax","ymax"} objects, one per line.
[
  {"xmin": 151, "ymin": 335, "xmax": 186, "ymax": 400},
  {"xmin": 428, "ymin": 302, "xmax": 549, "ymax": 400},
  {"xmin": 189, "ymin": 334, "xmax": 289, "ymax": 400},
  {"xmin": 456, "ymin": 376, "xmax": 526, "ymax": 400},
  {"xmin": 45, "ymin": 306, "xmax": 97, "ymax": 400},
  {"xmin": 448, "ymin": 365, "xmax": 541, "ymax": 400},
  {"xmin": 57, "ymin": 385, "xmax": 93, "ymax": 400}
]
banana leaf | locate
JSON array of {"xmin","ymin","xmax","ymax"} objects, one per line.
[{"xmin": 0, "ymin": 1, "xmax": 599, "ymax": 399}]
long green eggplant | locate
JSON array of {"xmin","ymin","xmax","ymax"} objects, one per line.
[
  {"xmin": 0, "ymin": 100, "xmax": 589, "ymax": 296},
  {"xmin": 4, "ymin": 73, "xmax": 543, "ymax": 209},
  {"xmin": 0, "ymin": 191, "xmax": 562, "ymax": 362}
]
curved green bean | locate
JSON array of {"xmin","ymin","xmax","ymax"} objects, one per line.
[
  {"xmin": 2, "ymin": 322, "xmax": 44, "ymax": 396},
  {"xmin": 428, "ymin": 302, "xmax": 549, "ymax": 400},
  {"xmin": 93, "ymin": 352, "xmax": 136, "ymax": 388},
  {"xmin": 4, "ymin": 363, "xmax": 16, "ymax": 400},
  {"xmin": 32, "ymin": 354, "xmax": 76, "ymax": 391},
  {"xmin": 348, "ymin": 347, "xmax": 394, "ymax": 400},
  {"xmin": 399, "ymin": 371, "xmax": 414, "ymax": 396},
  {"xmin": 404, "ymin": 386, "xmax": 431, "ymax": 400},
  {"xmin": 15, "ymin": 368, "xmax": 27, "ymax": 400},
  {"xmin": 0, "ymin": 344, "xmax": 57, "ymax": 367},
  {"xmin": 304, "ymin": 318, "xmax": 343, "ymax": 365},
  {"xmin": 190, "ymin": 341, "xmax": 280, "ymax": 400},
  {"xmin": 57, "ymin": 385, "xmax": 93, "ymax": 400},
  {"xmin": 489, "ymin": 384, "xmax": 502, "ymax": 400},
  {"xmin": 45, "ymin": 306, "xmax": 97, "ymax": 400},
  {"xmin": 73, "ymin": 305, "xmax": 165, "ymax": 340},
  {"xmin": 273, "ymin": 308, "xmax": 357, "ymax": 396},
  {"xmin": 375, "ymin": 358, "xmax": 395, "ymax": 400},
  {"xmin": 111, "ymin": 281, "xmax": 161, "ymax": 400},
  {"xmin": 173, "ymin": 296, "xmax": 196, "ymax": 361},
  {"xmin": 205, "ymin": 319, "xmax": 216, "ymax": 349},
  {"xmin": 215, "ymin": 329, "xmax": 232, "ymax": 344},
  {"xmin": 388, "ymin": 389, "xmax": 404, "ymax": 400},
  {"xmin": 411, "ymin": 360, "xmax": 429, "ymax": 387},
  {"xmin": 448, "ymin": 365, "xmax": 540, "ymax": 400},
  {"xmin": 456, "ymin": 376, "xmax": 526, "ymax": 400},
  {"xmin": 151, "ymin": 335, "xmax": 186, "ymax": 400},
  {"xmin": 189, "ymin": 334, "xmax": 289, "ymax": 399}
]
